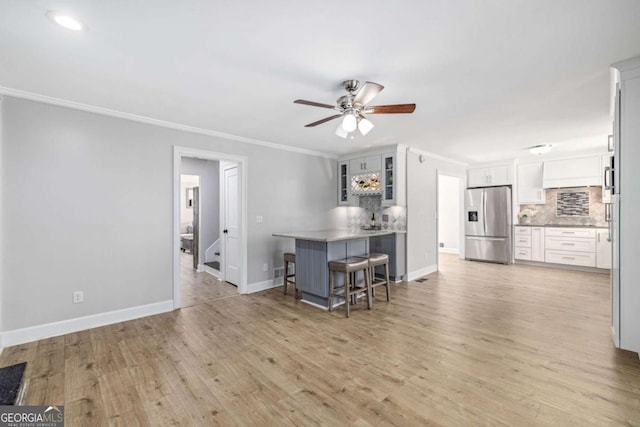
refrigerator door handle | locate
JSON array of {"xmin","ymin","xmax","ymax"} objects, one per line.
[
  {"xmin": 467, "ymin": 236, "xmax": 505, "ymax": 241},
  {"xmin": 482, "ymin": 190, "xmax": 488, "ymax": 236}
]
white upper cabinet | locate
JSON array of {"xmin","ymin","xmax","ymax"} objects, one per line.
[
  {"xmin": 517, "ymin": 162, "xmax": 545, "ymax": 204},
  {"xmin": 337, "ymin": 161, "xmax": 356, "ymax": 206},
  {"xmin": 381, "ymin": 152, "xmax": 406, "ymax": 206},
  {"xmin": 349, "ymin": 156, "xmax": 381, "ymax": 174},
  {"xmin": 542, "ymin": 156, "xmax": 602, "ymax": 188},
  {"xmin": 467, "ymin": 165, "xmax": 512, "ymax": 187}
]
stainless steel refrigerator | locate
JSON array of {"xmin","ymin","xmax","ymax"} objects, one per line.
[{"xmin": 464, "ymin": 186, "xmax": 512, "ymax": 264}]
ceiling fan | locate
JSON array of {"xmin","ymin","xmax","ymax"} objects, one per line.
[{"xmin": 294, "ymin": 80, "xmax": 416, "ymax": 139}]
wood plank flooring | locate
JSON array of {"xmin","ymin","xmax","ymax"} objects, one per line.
[
  {"xmin": 2, "ymin": 254, "xmax": 640, "ymax": 426},
  {"xmin": 180, "ymin": 252, "xmax": 237, "ymax": 308}
]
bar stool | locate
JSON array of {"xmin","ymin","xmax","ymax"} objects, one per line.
[
  {"xmin": 362, "ymin": 253, "xmax": 391, "ymax": 302},
  {"xmin": 328, "ymin": 257, "xmax": 371, "ymax": 318},
  {"xmin": 283, "ymin": 252, "xmax": 298, "ymax": 298}
]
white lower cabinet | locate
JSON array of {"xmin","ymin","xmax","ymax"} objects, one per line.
[
  {"xmin": 544, "ymin": 227, "xmax": 597, "ymax": 268},
  {"xmin": 530, "ymin": 227, "xmax": 545, "ymax": 262},
  {"xmin": 514, "ymin": 226, "xmax": 545, "ymax": 262},
  {"xmin": 596, "ymin": 229, "xmax": 612, "ymax": 269},
  {"xmin": 514, "ymin": 226, "xmax": 607, "ymax": 268}
]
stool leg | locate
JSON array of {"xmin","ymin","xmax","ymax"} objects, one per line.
[
  {"xmin": 328, "ymin": 270, "xmax": 334, "ymax": 312},
  {"xmin": 385, "ymin": 262, "xmax": 390, "ymax": 302},
  {"xmin": 292, "ymin": 264, "xmax": 297, "ymax": 299},
  {"xmin": 345, "ymin": 272, "xmax": 351, "ymax": 318},
  {"xmin": 284, "ymin": 260, "xmax": 289, "ymax": 295},
  {"xmin": 371, "ymin": 266, "xmax": 376, "ymax": 298},
  {"xmin": 365, "ymin": 266, "xmax": 372, "ymax": 310}
]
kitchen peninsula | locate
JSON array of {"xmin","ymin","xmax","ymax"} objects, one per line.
[{"xmin": 273, "ymin": 230, "xmax": 406, "ymax": 308}]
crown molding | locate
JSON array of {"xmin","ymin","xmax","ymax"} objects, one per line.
[
  {"xmin": 407, "ymin": 146, "xmax": 468, "ymax": 167},
  {"xmin": 0, "ymin": 86, "xmax": 338, "ymax": 159}
]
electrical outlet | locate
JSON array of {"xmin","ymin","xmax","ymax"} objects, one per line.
[
  {"xmin": 73, "ymin": 291, "xmax": 84, "ymax": 304},
  {"xmin": 439, "ymin": 242, "xmax": 445, "ymax": 248},
  {"xmin": 263, "ymin": 263, "xmax": 268, "ymax": 272}
]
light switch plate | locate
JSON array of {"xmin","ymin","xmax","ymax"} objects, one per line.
[{"xmin": 256, "ymin": 215, "xmax": 264, "ymax": 223}]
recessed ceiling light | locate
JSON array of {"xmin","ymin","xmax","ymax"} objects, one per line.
[
  {"xmin": 46, "ymin": 11, "xmax": 84, "ymax": 31},
  {"xmin": 529, "ymin": 144, "xmax": 552, "ymax": 155}
]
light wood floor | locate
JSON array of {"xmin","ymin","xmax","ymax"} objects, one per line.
[
  {"xmin": 2, "ymin": 254, "xmax": 640, "ymax": 426},
  {"xmin": 180, "ymin": 252, "xmax": 237, "ymax": 308}
]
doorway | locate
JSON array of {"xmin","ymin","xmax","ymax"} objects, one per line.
[
  {"xmin": 173, "ymin": 147, "xmax": 248, "ymax": 309},
  {"xmin": 437, "ymin": 174, "xmax": 464, "ymax": 265}
]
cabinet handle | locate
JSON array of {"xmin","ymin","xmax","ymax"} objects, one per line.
[
  {"xmin": 562, "ymin": 257, "xmax": 575, "ymax": 260},
  {"xmin": 598, "ymin": 233, "xmax": 601, "ymax": 243},
  {"xmin": 538, "ymin": 190, "xmax": 542, "ymax": 200},
  {"xmin": 561, "ymin": 231, "xmax": 575, "ymax": 234},
  {"xmin": 561, "ymin": 243, "xmax": 575, "ymax": 246},
  {"xmin": 364, "ymin": 162, "xmax": 367, "ymax": 169}
]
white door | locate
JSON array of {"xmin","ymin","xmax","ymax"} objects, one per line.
[{"xmin": 223, "ymin": 164, "xmax": 241, "ymax": 286}]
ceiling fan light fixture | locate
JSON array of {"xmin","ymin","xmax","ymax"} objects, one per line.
[
  {"xmin": 529, "ymin": 144, "xmax": 552, "ymax": 155},
  {"xmin": 358, "ymin": 118, "xmax": 374, "ymax": 136},
  {"xmin": 335, "ymin": 123, "xmax": 349, "ymax": 138},
  {"xmin": 342, "ymin": 114, "xmax": 357, "ymax": 132}
]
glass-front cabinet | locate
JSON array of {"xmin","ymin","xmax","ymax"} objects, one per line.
[
  {"xmin": 337, "ymin": 161, "xmax": 350, "ymax": 205},
  {"xmin": 382, "ymin": 154, "xmax": 396, "ymax": 205}
]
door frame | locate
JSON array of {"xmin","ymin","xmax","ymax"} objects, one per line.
[
  {"xmin": 173, "ymin": 146, "xmax": 248, "ymax": 309},
  {"xmin": 436, "ymin": 171, "xmax": 466, "ymax": 268}
]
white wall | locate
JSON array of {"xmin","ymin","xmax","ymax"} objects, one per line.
[
  {"xmin": 0, "ymin": 96, "xmax": 339, "ymax": 332},
  {"xmin": 437, "ymin": 175, "xmax": 461, "ymax": 253},
  {"xmin": 406, "ymin": 150, "xmax": 467, "ymax": 279},
  {"xmin": 180, "ymin": 174, "xmax": 199, "ymax": 233},
  {"xmin": 181, "ymin": 159, "xmax": 220, "ymax": 260}
]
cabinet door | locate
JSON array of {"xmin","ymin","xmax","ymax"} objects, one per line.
[
  {"xmin": 596, "ymin": 229, "xmax": 612, "ymax": 269},
  {"xmin": 382, "ymin": 154, "xmax": 395, "ymax": 205},
  {"xmin": 488, "ymin": 166, "xmax": 512, "ymax": 186},
  {"xmin": 517, "ymin": 163, "xmax": 545, "ymax": 204},
  {"xmin": 337, "ymin": 161, "xmax": 350, "ymax": 206},
  {"xmin": 531, "ymin": 227, "xmax": 545, "ymax": 262},
  {"xmin": 349, "ymin": 156, "xmax": 381, "ymax": 173},
  {"xmin": 467, "ymin": 168, "xmax": 488, "ymax": 188}
]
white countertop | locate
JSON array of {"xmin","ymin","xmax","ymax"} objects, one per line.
[{"xmin": 272, "ymin": 229, "xmax": 405, "ymax": 242}]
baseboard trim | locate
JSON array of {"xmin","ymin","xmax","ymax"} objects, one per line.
[
  {"xmin": 204, "ymin": 265, "xmax": 223, "ymax": 280},
  {"xmin": 0, "ymin": 300, "xmax": 173, "ymax": 347},
  {"xmin": 439, "ymin": 247, "xmax": 459, "ymax": 254},
  {"xmin": 197, "ymin": 264, "xmax": 205, "ymax": 273},
  {"xmin": 406, "ymin": 265, "xmax": 438, "ymax": 282},
  {"xmin": 246, "ymin": 278, "xmax": 282, "ymax": 294}
]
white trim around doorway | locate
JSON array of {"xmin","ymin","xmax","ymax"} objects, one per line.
[{"xmin": 173, "ymin": 146, "xmax": 249, "ymax": 309}]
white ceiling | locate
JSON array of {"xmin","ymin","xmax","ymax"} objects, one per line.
[{"xmin": 1, "ymin": 0, "xmax": 639, "ymax": 163}]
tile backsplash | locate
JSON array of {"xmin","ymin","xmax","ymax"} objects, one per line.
[
  {"xmin": 346, "ymin": 195, "xmax": 407, "ymax": 231},
  {"xmin": 518, "ymin": 186, "xmax": 606, "ymax": 227}
]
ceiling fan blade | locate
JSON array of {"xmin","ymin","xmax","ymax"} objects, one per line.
[
  {"xmin": 365, "ymin": 104, "xmax": 416, "ymax": 114},
  {"xmin": 294, "ymin": 99, "xmax": 336, "ymax": 109},
  {"xmin": 353, "ymin": 82, "xmax": 384, "ymax": 106},
  {"xmin": 305, "ymin": 114, "xmax": 343, "ymax": 127}
]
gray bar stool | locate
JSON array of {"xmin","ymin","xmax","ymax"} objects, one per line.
[
  {"xmin": 362, "ymin": 253, "xmax": 391, "ymax": 301},
  {"xmin": 283, "ymin": 252, "xmax": 298, "ymax": 298},
  {"xmin": 328, "ymin": 257, "xmax": 371, "ymax": 317}
]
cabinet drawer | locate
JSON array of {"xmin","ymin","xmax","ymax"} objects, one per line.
[
  {"xmin": 515, "ymin": 235, "xmax": 531, "ymax": 247},
  {"xmin": 545, "ymin": 250, "xmax": 596, "ymax": 267},
  {"xmin": 515, "ymin": 226, "xmax": 532, "ymax": 236},
  {"xmin": 544, "ymin": 228, "xmax": 596, "ymax": 238},
  {"xmin": 545, "ymin": 236, "xmax": 596, "ymax": 252},
  {"xmin": 515, "ymin": 247, "xmax": 531, "ymax": 260}
]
